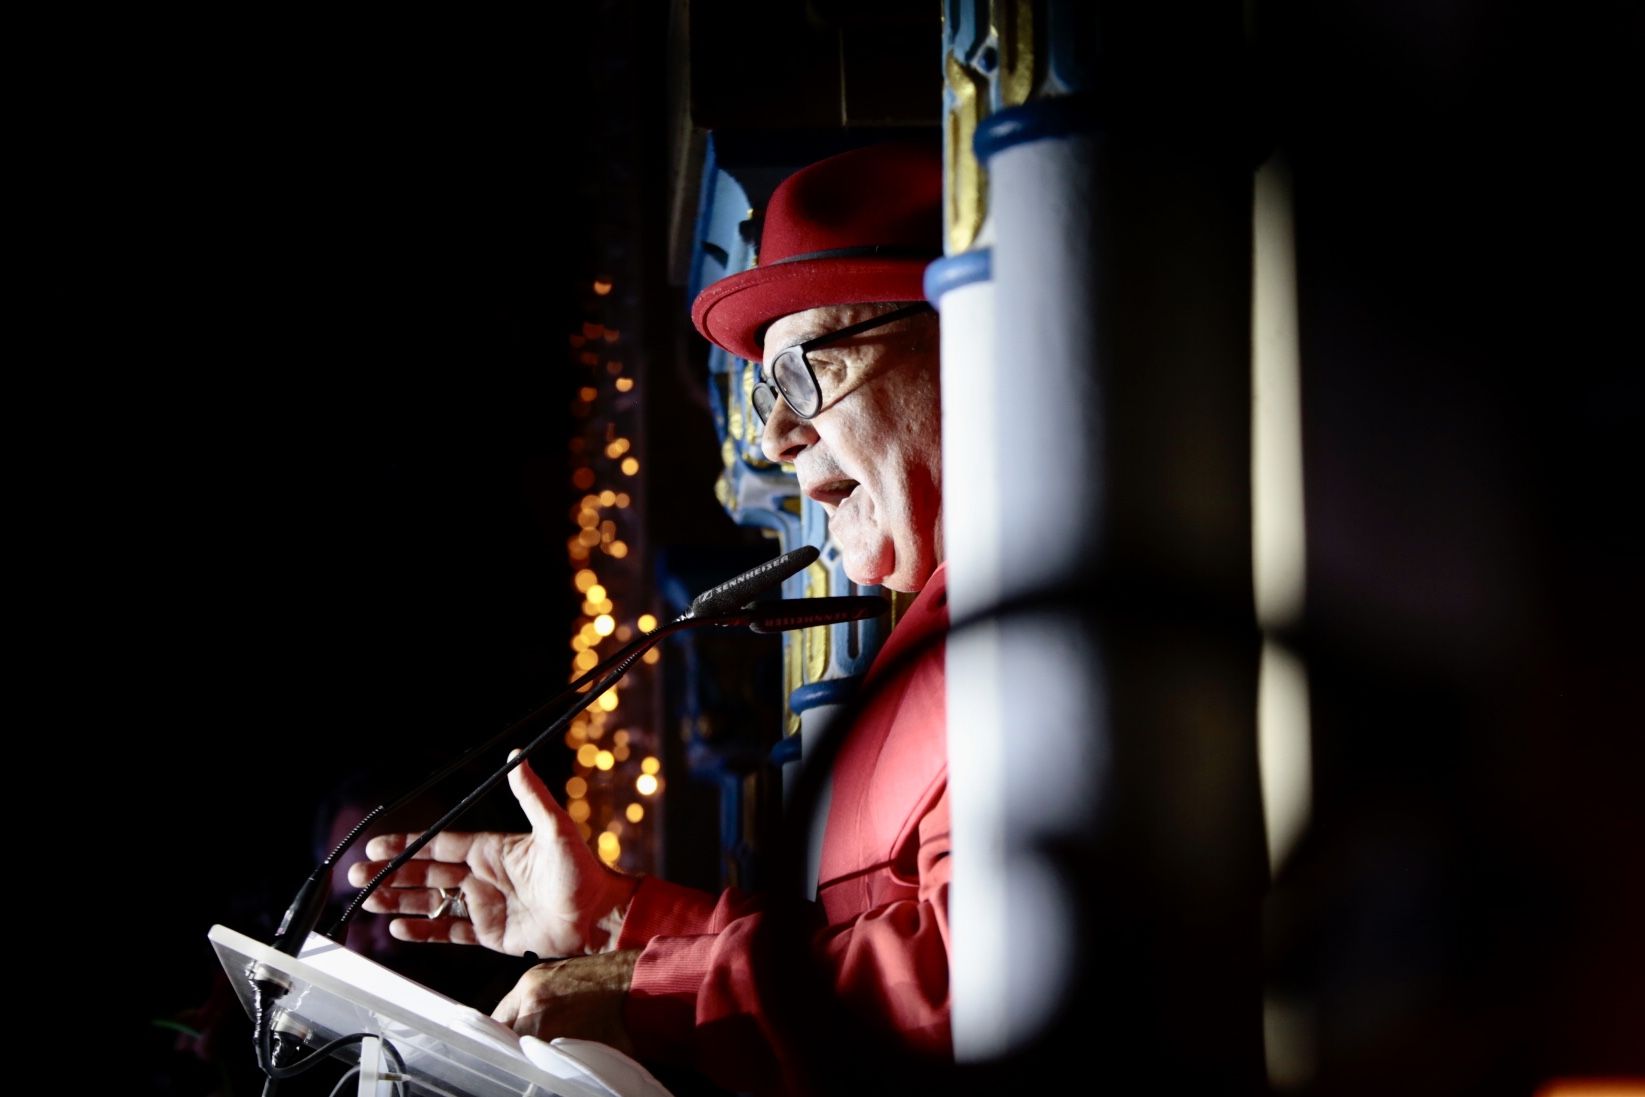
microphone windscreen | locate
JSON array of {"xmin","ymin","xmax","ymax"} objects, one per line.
[{"xmin": 689, "ymin": 544, "xmax": 821, "ymax": 616}]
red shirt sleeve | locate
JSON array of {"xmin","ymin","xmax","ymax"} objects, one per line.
[{"xmin": 616, "ymin": 786, "xmax": 953, "ymax": 1093}]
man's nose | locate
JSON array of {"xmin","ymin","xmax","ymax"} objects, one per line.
[{"xmin": 760, "ymin": 395, "xmax": 817, "ymax": 464}]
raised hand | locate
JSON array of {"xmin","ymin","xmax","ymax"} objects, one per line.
[{"xmin": 346, "ymin": 753, "xmax": 638, "ymax": 958}]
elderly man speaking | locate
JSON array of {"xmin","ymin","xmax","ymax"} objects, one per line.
[{"xmin": 351, "ymin": 142, "xmax": 951, "ymax": 1092}]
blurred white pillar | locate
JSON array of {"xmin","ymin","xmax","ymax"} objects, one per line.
[
  {"xmin": 928, "ymin": 247, "xmax": 1015, "ymax": 1061},
  {"xmin": 943, "ymin": 119, "xmax": 1108, "ymax": 1060},
  {"xmin": 1254, "ymin": 156, "xmax": 1317, "ymax": 1091},
  {"xmin": 947, "ymin": 94, "xmax": 1265, "ymax": 1081}
]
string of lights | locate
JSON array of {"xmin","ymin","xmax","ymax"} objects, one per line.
[{"xmin": 561, "ymin": 279, "xmax": 662, "ymax": 873}]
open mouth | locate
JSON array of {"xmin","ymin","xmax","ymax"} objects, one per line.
[{"xmin": 807, "ymin": 478, "xmax": 859, "ymax": 508}]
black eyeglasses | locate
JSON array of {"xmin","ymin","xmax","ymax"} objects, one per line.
[{"xmin": 751, "ymin": 303, "xmax": 934, "ymax": 426}]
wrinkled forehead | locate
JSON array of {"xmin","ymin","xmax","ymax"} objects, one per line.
[{"xmin": 760, "ymin": 302, "xmax": 910, "ymax": 366}]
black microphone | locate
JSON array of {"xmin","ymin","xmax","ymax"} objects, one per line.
[
  {"xmin": 741, "ymin": 596, "xmax": 888, "ymax": 633},
  {"xmin": 269, "ymin": 867, "xmax": 334, "ymax": 956},
  {"xmin": 689, "ymin": 544, "xmax": 819, "ymax": 616}
]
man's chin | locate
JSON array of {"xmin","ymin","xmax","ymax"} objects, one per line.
[
  {"xmin": 841, "ymin": 561, "xmax": 887, "ymax": 589},
  {"xmin": 875, "ymin": 568, "xmax": 929, "ymax": 594},
  {"xmin": 837, "ymin": 532, "xmax": 937, "ymax": 592},
  {"xmin": 838, "ymin": 544, "xmax": 893, "ymax": 590},
  {"xmin": 831, "ymin": 516, "xmax": 891, "ymax": 586},
  {"xmin": 873, "ymin": 546, "xmax": 938, "ymax": 593},
  {"xmin": 842, "ymin": 554, "xmax": 933, "ymax": 594}
]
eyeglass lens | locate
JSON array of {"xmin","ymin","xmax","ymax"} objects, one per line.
[
  {"xmin": 752, "ymin": 384, "xmax": 777, "ymax": 424},
  {"xmin": 750, "ymin": 302, "xmax": 933, "ymax": 426}
]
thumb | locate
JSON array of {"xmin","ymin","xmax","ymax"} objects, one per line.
[{"xmin": 507, "ymin": 749, "xmax": 577, "ymax": 838}]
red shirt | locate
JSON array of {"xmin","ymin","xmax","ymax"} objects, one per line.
[{"xmin": 618, "ymin": 564, "xmax": 951, "ymax": 1092}]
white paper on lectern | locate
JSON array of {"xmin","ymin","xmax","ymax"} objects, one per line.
[{"xmin": 209, "ymin": 924, "xmax": 672, "ymax": 1097}]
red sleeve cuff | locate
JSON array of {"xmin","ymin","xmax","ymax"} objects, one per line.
[
  {"xmin": 623, "ymin": 931, "xmax": 724, "ymax": 1063},
  {"xmin": 616, "ymin": 875, "xmax": 721, "ymax": 949}
]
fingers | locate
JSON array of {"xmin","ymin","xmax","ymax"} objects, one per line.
[
  {"xmin": 507, "ymin": 752, "xmax": 578, "ymax": 839},
  {"xmin": 362, "ymin": 831, "xmax": 480, "ymax": 863},
  {"xmin": 346, "ymin": 858, "xmax": 468, "ymax": 890},
  {"xmin": 389, "ymin": 916, "xmax": 480, "ymax": 947}
]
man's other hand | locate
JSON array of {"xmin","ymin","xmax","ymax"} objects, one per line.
[{"xmin": 492, "ymin": 949, "xmax": 641, "ymax": 1053}]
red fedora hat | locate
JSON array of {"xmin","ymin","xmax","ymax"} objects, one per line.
[{"xmin": 692, "ymin": 141, "xmax": 942, "ymax": 363}]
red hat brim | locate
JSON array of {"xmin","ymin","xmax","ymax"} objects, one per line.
[{"xmin": 692, "ymin": 255, "xmax": 932, "ymax": 364}]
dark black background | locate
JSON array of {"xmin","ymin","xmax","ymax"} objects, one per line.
[{"xmin": 61, "ymin": 12, "xmax": 686, "ymax": 1091}]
